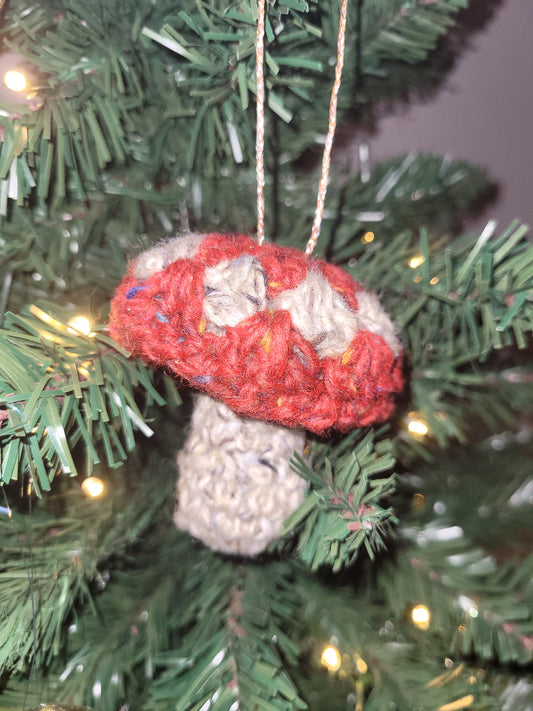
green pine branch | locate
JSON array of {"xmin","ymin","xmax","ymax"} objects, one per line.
[
  {"xmin": 0, "ymin": 2, "xmax": 150, "ymax": 212},
  {"xmin": 0, "ymin": 0, "xmax": 326, "ymax": 207},
  {"xmin": 316, "ymin": 152, "xmax": 490, "ymax": 261},
  {"xmin": 9, "ymin": 518, "xmax": 306, "ymax": 709},
  {"xmin": 347, "ymin": 220, "xmax": 533, "ymax": 451},
  {"xmin": 56, "ymin": 551, "xmax": 186, "ymax": 711},
  {"xmin": 362, "ymin": 0, "xmax": 467, "ymax": 68},
  {"xmin": 140, "ymin": 0, "xmax": 333, "ymax": 173},
  {"xmin": 0, "ymin": 193, "xmax": 191, "ymax": 318},
  {"xmin": 0, "ymin": 301, "xmax": 171, "ymax": 492},
  {"xmin": 297, "ymin": 575, "xmax": 493, "ymax": 711},
  {"xmin": 384, "ymin": 442, "xmax": 533, "ymax": 669},
  {"xmin": 0, "ymin": 0, "xmax": 478, "ymax": 213},
  {"xmin": 0, "ymin": 510, "xmax": 92, "ymax": 676},
  {"xmin": 292, "ymin": 439, "xmax": 533, "ymax": 708},
  {"xmin": 388, "ymin": 221, "xmax": 533, "ymax": 368},
  {"xmin": 408, "ymin": 368, "xmax": 533, "ymax": 449},
  {"xmin": 384, "ymin": 534, "xmax": 533, "ymax": 668},
  {"xmin": 148, "ymin": 561, "xmax": 306, "ymax": 711},
  {"xmin": 0, "ymin": 453, "xmax": 171, "ymax": 679},
  {"xmin": 276, "ymin": 428, "xmax": 397, "ymax": 572}
]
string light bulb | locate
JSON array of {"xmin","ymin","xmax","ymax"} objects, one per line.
[
  {"xmin": 4, "ymin": 69, "xmax": 27, "ymax": 92},
  {"xmin": 437, "ymin": 694, "xmax": 475, "ymax": 711},
  {"xmin": 361, "ymin": 231, "xmax": 375, "ymax": 244},
  {"xmin": 354, "ymin": 653, "xmax": 368, "ymax": 675},
  {"xmin": 0, "ymin": 53, "xmax": 38, "ymax": 106},
  {"xmin": 411, "ymin": 492, "xmax": 426, "ymax": 511},
  {"xmin": 408, "ymin": 419, "xmax": 429, "ymax": 436},
  {"xmin": 321, "ymin": 645, "xmax": 341, "ymax": 672},
  {"xmin": 82, "ymin": 476, "xmax": 104, "ymax": 498},
  {"xmin": 409, "ymin": 255, "xmax": 425, "ymax": 269},
  {"xmin": 411, "ymin": 604, "xmax": 431, "ymax": 630},
  {"xmin": 406, "ymin": 413, "xmax": 429, "ymax": 437},
  {"xmin": 68, "ymin": 315, "xmax": 93, "ymax": 336}
]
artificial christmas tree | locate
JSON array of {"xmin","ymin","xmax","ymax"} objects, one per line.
[{"xmin": 0, "ymin": 1, "xmax": 532, "ymax": 709}]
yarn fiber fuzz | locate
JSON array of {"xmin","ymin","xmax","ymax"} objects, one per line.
[
  {"xmin": 109, "ymin": 232, "xmax": 403, "ymax": 435},
  {"xmin": 175, "ymin": 393, "xmax": 306, "ymax": 555}
]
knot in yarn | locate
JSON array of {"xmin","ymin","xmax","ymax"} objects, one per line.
[{"xmin": 109, "ymin": 232, "xmax": 403, "ymax": 434}]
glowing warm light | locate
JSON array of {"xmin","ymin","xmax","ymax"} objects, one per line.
[
  {"xmin": 430, "ymin": 276, "xmax": 440, "ymax": 285},
  {"xmin": 68, "ymin": 315, "xmax": 93, "ymax": 336},
  {"xmin": 361, "ymin": 231, "xmax": 375, "ymax": 244},
  {"xmin": 354, "ymin": 654, "xmax": 368, "ymax": 675},
  {"xmin": 412, "ymin": 492, "xmax": 425, "ymax": 511},
  {"xmin": 407, "ymin": 418, "xmax": 429, "ymax": 437},
  {"xmin": 411, "ymin": 604, "xmax": 431, "ymax": 630},
  {"xmin": 29, "ymin": 305, "xmax": 62, "ymax": 330},
  {"xmin": 437, "ymin": 694, "xmax": 475, "ymax": 711},
  {"xmin": 321, "ymin": 645, "xmax": 341, "ymax": 672},
  {"xmin": 4, "ymin": 69, "xmax": 27, "ymax": 92},
  {"xmin": 82, "ymin": 476, "xmax": 104, "ymax": 498},
  {"xmin": 409, "ymin": 255, "xmax": 425, "ymax": 269}
]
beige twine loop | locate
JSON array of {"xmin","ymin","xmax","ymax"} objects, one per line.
[{"xmin": 255, "ymin": 0, "xmax": 349, "ymax": 255}]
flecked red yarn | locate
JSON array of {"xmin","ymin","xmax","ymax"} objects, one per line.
[{"xmin": 109, "ymin": 233, "xmax": 403, "ymax": 435}]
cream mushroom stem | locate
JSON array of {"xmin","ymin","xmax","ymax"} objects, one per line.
[{"xmin": 174, "ymin": 392, "xmax": 307, "ymax": 556}]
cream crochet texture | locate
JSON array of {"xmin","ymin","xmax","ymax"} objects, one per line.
[{"xmin": 174, "ymin": 393, "xmax": 306, "ymax": 556}]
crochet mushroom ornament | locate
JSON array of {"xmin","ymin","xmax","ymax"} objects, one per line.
[
  {"xmin": 109, "ymin": 232, "xmax": 403, "ymax": 555},
  {"xmin": 110, "ymin": 0, "xmax": 403, "ymax": 557}
]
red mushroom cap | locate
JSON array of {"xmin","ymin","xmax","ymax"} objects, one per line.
[{"xmin": 109, "ymin": 233, "xmax": 403, "ymax": 435}]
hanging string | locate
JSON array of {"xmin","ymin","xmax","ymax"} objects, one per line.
[
  {"xmin": 255, "ymin": 0, "xmax": 348, "ymax": 254},
  {"xmin": 255, "ymin": 0, "xmax": 266, "ymax": 246},
  {"xmin": 305, "ymin": 0, "xmax": 349, "ymax": 256}
]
